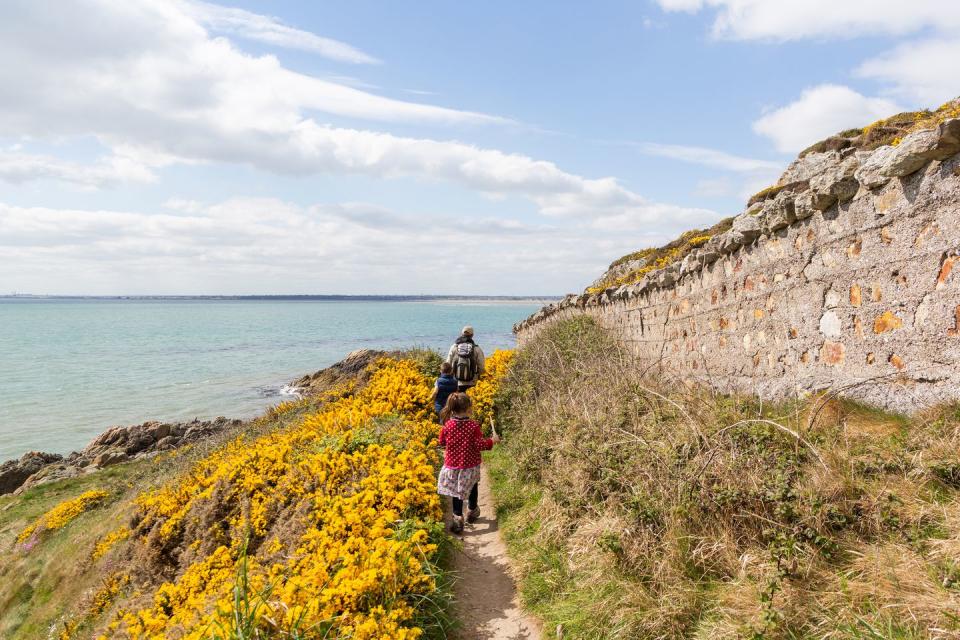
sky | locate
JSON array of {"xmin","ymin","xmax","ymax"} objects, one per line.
[{"xmin": 1, "ymin": 0, "xmax": 958, "ymax": 296}]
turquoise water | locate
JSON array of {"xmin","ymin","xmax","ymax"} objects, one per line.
[{"xmin": 0, "ymin": 299, "xmax": 540, "ymax": 461}]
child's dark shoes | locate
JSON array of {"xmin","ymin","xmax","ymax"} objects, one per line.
[
  {"xmin": 466, "ymin": 508, "xmax": 480, "ymax": 523},
  {"xmin": 449, "ymin": 516, "xmax": 464, "ymax": 534}
]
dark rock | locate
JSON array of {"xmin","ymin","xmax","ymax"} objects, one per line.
[
  {"xmin": 1, "ymin": 415, "xmax": 244, "ymax": 494},
  {"xmin": 14, "ymin": 464, "xmax": 81, "ymax": 495},
  {"xmin": 0, "ymin": 452, "xmax": 63, "ymax": 494}
]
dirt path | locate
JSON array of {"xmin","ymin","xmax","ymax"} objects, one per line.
[{"xmin": 448, "ymin": 468, "xmax": 542, "ymax": 640}]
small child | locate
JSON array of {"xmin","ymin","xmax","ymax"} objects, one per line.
[
  {"xmin": 437, "ymin": 392, "xmax": 499, "ymax": 533},
  {"xmin": 430, "ymin": 362, "xmax": 459, "ymax": 417}
]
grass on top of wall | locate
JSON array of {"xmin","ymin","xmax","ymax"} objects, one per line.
[{"xmin": 487, "ymin": 316, "xmax": 960, "ymax": 639}]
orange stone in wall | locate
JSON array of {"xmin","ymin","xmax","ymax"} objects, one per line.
[
  {"xmin": 850, "ymin": 284, "xmax": 862, "ymax": 307},
  {"xmin": 889, "ymin": 354, "xmax": 906, "ymax": 370},
  {"xmin": 821, "ymin": 341, "xmax": 845, "ymax": 365},
  {"xmin": 874, "ymin": 311, "xmax": 904, "ymax": 334},
  {"xmin": 937, "ymin": 256, "xmax": 957, "ymax": 290}
]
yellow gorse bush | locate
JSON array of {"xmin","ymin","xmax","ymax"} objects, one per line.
[
  {"xmin": 119, "ymin": 357, "xmax": 445, "ymax": 640},
  {"xmin": 587, "ymin": 242, "xmax": 696, "ymax": 294},
  {"xmin": 17, "ymin": 489, "xmax": 109, "ymax": 544},
  {"xmin": 91, "ymin": 526, "xmax": 130, "ymax": 561},
  {"xmin": 468, "ymin": 349, "xmax": 514, "ymax": 428}
]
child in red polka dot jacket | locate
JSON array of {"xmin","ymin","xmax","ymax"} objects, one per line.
[{"xmin": 436, "ymin": 392, "xmax": 499, "ymax": 533}]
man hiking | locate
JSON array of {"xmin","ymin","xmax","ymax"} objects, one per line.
[{"xmin": 446, "ymin": 325, "xmax": 485, "ymax": 392}]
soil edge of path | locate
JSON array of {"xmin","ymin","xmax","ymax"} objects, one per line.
[{"xmin": 448, "ymin": 467, "xmax": 543, "ymax": 640}]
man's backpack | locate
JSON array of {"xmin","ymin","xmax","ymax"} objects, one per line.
[{"xmin": 453, "ymin": 342, "xmax": 475, "ymax": 382}]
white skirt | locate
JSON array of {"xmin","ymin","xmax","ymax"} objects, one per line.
[{"xmin": 437, "ymin": 465, "xmax": 481, "ymax": 500}]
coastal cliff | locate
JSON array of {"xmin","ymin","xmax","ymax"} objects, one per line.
[
  {"xmin": 515, "ymin": 100, "xmax": 960, "ymax": 412},
  {"xmin": 0, "ymin": 349, "xmax": 473, "ymax": 639}
]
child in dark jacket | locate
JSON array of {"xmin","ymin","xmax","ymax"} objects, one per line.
[
  {"xmin": 430, "ymin": 362, "xmax": 459, "ymax": 416},
  {"xmin": 436, "ymin": 392, "xmax": 499, "ymax": 533}
]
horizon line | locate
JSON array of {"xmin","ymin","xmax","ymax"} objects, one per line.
[{"xmin": 0, "ymin": 293, "xmax": 563, "ymax": 300}]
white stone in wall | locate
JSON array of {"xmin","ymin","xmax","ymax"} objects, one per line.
[{"xmin": 819, "ymin": 310, "xmax": 842, "ymax": 337}]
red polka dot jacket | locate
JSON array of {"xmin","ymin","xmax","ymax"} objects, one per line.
[{"xmin": 438, "ymin": 417, "xmax": 494, "ymax": 469}]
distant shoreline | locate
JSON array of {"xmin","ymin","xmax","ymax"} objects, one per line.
[{"xmin": 0, "ymin": 294, "xmax": 561, "ymax": 302}]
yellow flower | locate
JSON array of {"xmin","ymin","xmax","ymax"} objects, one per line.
[
  {"xmin": 468, "ymin": 349, "xmax": 514, "ymax": 427},
  {"xmin": 91, "ymin": 526, "xmax": 130, "ymax": 561},
  {"xmin": 17, "ymin": 489, "xmax": 109, "ymax": 544},
  {"xmin": 118, "ymin": 357, "xmax": 447, "ymax": 639}
]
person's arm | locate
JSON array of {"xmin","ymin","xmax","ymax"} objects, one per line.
[
  {"xmin": 446, "ymin": 345, "xmax": 456, "ymax": 365},
  {"xmin": 474, "ymin": 346, "xmax": 486, "ymax": 376},
  {"xmin": 438, "ymin": 423, "xmax": 447, "ymax": 448},
  {"xmin": 429, "ymin": 380, "xmax": 438, "ymax": 402},
  {"xmin": 475, "ymin": 421, "xmax": 495, "ymax": 450}
]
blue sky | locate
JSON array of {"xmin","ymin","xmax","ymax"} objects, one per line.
[{"xmin": 1, "ymin": 0, "xmax": 957, "ymax": 295}]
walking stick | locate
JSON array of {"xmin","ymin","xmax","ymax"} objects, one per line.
[{"xmin": 489, "ymin": 417, "xmax": 499, "ymax": 440}]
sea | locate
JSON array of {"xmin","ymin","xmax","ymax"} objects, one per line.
[{"xmin": 0, "ymin": 298, "xmax": 544, "ymax": 461}]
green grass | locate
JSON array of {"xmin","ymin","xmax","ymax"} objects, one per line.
[{"xmin": 0, "ymin": 459, "xmax": 151, "ymax": 639}]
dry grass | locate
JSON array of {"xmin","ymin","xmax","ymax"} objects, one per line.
[{"xmin": 487, "ymin": 317, "xmax": 960, "ymax": 639}]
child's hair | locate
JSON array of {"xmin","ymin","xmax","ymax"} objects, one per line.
[
  {"xmin": 440, "ymin": 362, "xmax": 452, "ymax": 374},
  {"xmin": 440, "ymin": 392, "xmax": 472, "ymax": 423}
]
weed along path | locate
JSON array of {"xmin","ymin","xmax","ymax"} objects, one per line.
[{"xmin": 450, "ymin": 467, "xmax": 542, "ymax": 640}]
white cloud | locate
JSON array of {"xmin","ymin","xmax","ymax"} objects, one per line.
[
  {"xmin": 0, "ymin": 0, "xmax": 706, "ymax": 224},
  {"xmin": 752, "ymin": 84, "xmax": 901, "ymax": 153},
  {"xmin": 181, "ymin": 1, "xmax": 380, "ymax": 64},
  {"xmin": 655, "ymin": 0, "xmax": 960, "ymax": 149},
  {"xmin": 655, "ymin": 0, "xmax": 960, "ymax": 41},
  {"xmin": 638, "ymin": 142, "xmax": 781, "ymax": 172},
  {"xmin": 656, "ymin": 0, "xmax": 704, "ymax": 12},
  {"xmin": 0, "ymin": 150, "xmax": 157, "ymax": 188},
  {"xmin": 0, "ymin": 199, "xmax": 713, "ymax": 295},
  {"xmin": 856, "ymin": 38, "xmax": 960, "ymax": 105},
  {"xmin": 0, "ymin": 0, "xmax": 503, "ymax": 137}
]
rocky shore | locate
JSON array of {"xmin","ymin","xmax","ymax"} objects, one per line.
[
  {"xmin": 0, "ymin": 350, "xmax": 388, "ymax": 497},
  {"xmin": 0, "ymin": 416, "xmax": 243, "ymax": 496}
]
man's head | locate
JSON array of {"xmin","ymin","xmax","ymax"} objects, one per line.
[{"xmin": 461, "ymin": 325, "xmax": 474, "ymax": 337}]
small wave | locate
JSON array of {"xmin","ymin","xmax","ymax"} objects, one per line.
[
  {"xmin": 254, "ymin": 384, "xmax": 302, "ymax": 399},
  {"xmin": 279, "ymin": 384, "xmax": 302, "ymax": 399}
]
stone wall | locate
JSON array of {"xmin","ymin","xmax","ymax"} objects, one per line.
[{"xmin": 515, "ymin": 119, "xmax": 960, "ymax": 413}]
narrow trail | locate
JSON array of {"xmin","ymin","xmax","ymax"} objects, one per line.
[{"xmin": 449, "ymin": 468, "xmax": 543, "ymax": 640}]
